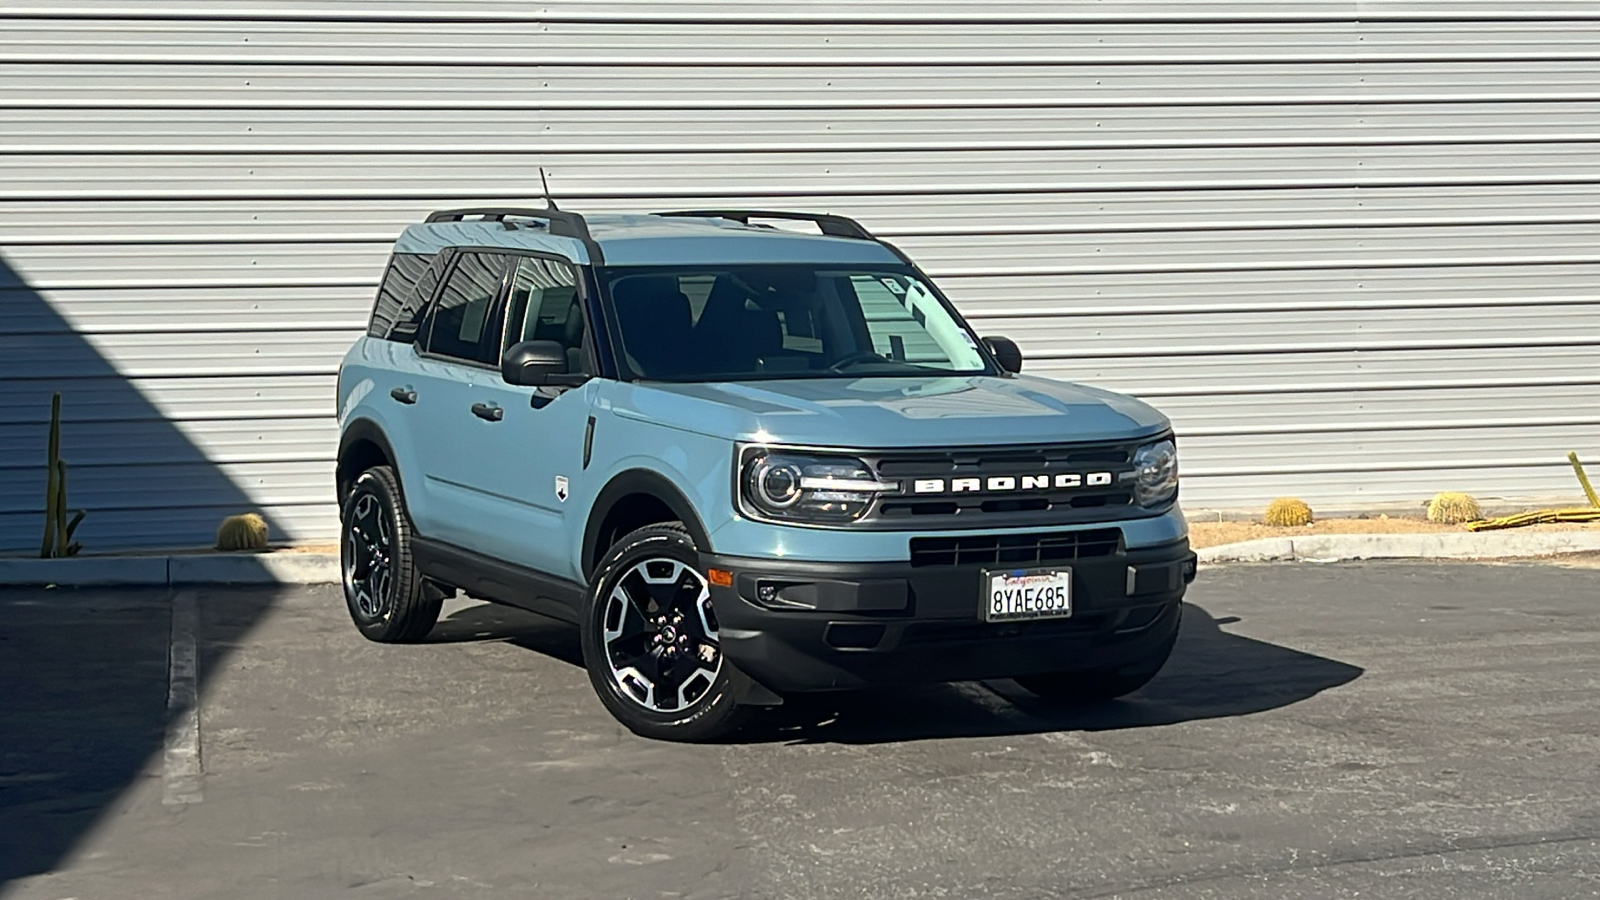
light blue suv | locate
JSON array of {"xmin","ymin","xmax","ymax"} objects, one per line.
[{"xmin": 336, "ymin": 207, "xmax": 1195, "ymax": 741}]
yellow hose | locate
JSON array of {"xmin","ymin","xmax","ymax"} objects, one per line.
[
  {"xmin": 1465, "ymin": 508, "xmax": 1600, "ymax": 532},
  {"xmin": 1464, "ymin": 451, "xmax": 1600, "ymax": 531},
  {"xmin": 1571, "ymin": 452, "xmax": 1600, "ymax": 508}
]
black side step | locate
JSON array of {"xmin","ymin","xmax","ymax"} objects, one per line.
[{"xmin": 411, "ymin": 537, "xmax": 586, "ymax": 625}]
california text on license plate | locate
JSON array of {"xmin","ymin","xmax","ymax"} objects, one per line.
[{"xmin": 983, "ymin": 568, "xmax": 1073, "ymax": 622}]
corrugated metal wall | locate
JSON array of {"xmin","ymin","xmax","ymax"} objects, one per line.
[{"xmin": 2, "ymin": 2, "xmax": 1598, "ymax": 551}]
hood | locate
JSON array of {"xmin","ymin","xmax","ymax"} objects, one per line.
[{"xmin": 609, "ymin": 374, "xmax": 1169, "ymax": 448}]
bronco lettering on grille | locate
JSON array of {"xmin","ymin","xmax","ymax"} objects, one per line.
[{"xmin": 910, "ymin": 472, "xmax": 1113, "ymax": 494}]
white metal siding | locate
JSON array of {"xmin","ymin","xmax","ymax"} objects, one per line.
[{"xmin": 2, "ymin": 3, "xmax": 1598, "ymax": 551}]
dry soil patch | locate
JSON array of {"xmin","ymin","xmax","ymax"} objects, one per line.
[{"xmin": 1188, "ymin": 517, "xmax": 1600, "ymax": 550}]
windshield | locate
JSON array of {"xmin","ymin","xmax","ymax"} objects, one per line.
[{"xmin": 598, "ymin": 264, "xmax": 993, "ymax": 382}]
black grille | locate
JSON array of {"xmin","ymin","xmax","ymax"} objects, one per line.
[
  {"xmin": 859, "ymin": 439, "xmax": 1156, "ymax": 529},
  {"xmin": 875, "ymin": 445, "xmax": 1131, "ymax": 478},
  {"xmin": 909, "ymin": 528, "xmax": 1123, "ymax": 568}
]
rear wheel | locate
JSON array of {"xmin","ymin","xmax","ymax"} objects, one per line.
[
  {"xmin": 579, "ymin": 522, "xmax": 749, "ymax": 742},
  {"xmin": 340, "ymin": 466, "xmax": 442, "ymax": 643},
  {"xmin": 1014, "ymin": 627, "xmax": 1178, "ymax": 705}
]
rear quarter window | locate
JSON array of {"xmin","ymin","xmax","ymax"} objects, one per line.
[{"xmin": 368, "ymin": 253, "xmax": 438, "ymax": 341}]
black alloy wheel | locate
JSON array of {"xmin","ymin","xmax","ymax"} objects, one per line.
[
  {"xmin": 580, "ymin": 523, "xmax": 751, "ymax": 741},
  {"xmin": 601, "ymin": 555, "xmax": 723, "ymax": 713},
  {"xmin": 344, "ymin": 489, "xmax": 393, "ymax": 621},
  {"xmin": 339, "ymin": 466, "xmax": 443, "ymax": 643}
]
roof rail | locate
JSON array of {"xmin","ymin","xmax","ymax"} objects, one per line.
[
  {"xmin": 654, "ymin": 210, "xmax": 876, "ymax": 241},
  {"xmin": 424, "ymin": 207, "xmax": 592, "ymax": 242}
]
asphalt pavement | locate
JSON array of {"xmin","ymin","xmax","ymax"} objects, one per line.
[{"xmin": 2, "ymin": 560, "xmax": 1598, "ymax": 899}]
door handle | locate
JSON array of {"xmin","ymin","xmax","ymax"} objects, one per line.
[
  {"xmin": 389, "ymin": 386, "xmax": 417, "ymax": 404},
  {"xmin": 470, "ymin": 401, "xmax": 504, "ymax": 422}
]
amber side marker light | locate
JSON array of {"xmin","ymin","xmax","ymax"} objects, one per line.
[{"xmin": 706, "ymin": 568, "xmax": 734, "ymax": 588}]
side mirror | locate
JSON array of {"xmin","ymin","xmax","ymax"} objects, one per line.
[
  {"xmin": 501, "ymin": 340, "xmax": 589, "ymax": 388},
  {"xmin": 982, "ymin": 336, "xmax": 1023, "ymax": 374}
]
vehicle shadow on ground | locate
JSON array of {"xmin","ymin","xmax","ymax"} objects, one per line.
[
  {"xmin": 428, "ymin": 600, "xmax": 1363, "ymax": 746},
  {"xmin": 756, "ymin": 602, "xmax": 1364, "ymax": 745},
  {"xmin": 428, "ymin": 600, "xmax": 586, "ymax": 668}
]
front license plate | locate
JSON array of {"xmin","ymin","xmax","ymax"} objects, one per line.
[{"xmin": 983, "ymin": 568, "xmax": 1072, "ymax": 622}]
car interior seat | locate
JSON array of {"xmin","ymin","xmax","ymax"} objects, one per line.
[
  {"xmin": 611, "ymin": 276, "xmax": 694, "ymax": 378},
  {"xmin": 561, "ymin": 297, "xmax": 586, "ymax": 373}
]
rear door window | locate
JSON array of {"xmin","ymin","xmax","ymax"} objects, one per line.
[{"xmin": 422, "ymin": 252, "xmax": 511, "ymax": 364}]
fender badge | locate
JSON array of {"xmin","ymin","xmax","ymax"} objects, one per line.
[{"xmin": 554, "ymin": 475, "xmax": 569, "ymax": 503}]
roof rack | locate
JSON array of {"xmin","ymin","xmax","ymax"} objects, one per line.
[
  {"xmin": 653, "ymin": 210, "xmax": 876, "ymax": 241},
  {"xmin": 424, "ymin": 207, "xmax": 592, "ymax": 242}
]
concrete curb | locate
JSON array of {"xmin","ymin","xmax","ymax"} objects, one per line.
[
  {"xmin": 169, "ymin": 553, "xmax": 341, "ymax": 585},
  {"xmin": 1199, "ymin": 531, "xmax": 1600, "ymax": 564},
  {"xmin": 0, "ymin": 553, "xmax": 340, "ymax": 587}
]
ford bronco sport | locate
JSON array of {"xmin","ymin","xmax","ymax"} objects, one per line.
[{"xmin": 336, "ymin": 207, "xmax": 1195, "ymax": 741}]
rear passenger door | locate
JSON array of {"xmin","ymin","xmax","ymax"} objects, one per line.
[{"xmin": 405, "ymin": 249, "xmax": 515, "ymax": 547}]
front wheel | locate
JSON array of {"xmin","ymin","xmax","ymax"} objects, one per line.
[{"xmin": 579, "ymin": 523, "xmax": 750, "ymax": 742}]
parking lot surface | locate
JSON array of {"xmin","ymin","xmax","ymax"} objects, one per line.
[{"xmin": 3, "ymin": 560, "xmax": 1598, "ymax": 899}]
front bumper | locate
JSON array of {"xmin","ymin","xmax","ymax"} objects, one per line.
[{"xmin": 702, "ymin": 538, "xmax": 1196, "ymax": 693}]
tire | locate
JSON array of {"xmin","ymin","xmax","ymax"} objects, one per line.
[
  {"xmin": 1013, "ymin": 625, "xmax": 1178, "ymax": 705},
  {"xmin": 579, "ymin": 522, "xmax": 750, "ymax": 742},
  {"xmin": 340, "ymin": 465, "xmax": 443, "ymax": 643}
]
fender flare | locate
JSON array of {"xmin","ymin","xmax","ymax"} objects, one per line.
[
  {"xmin": 582, "ymin": 468, "xmax": 714, "ymax": 577},
  {"xmin": 336, "ymin": 417, "xmax": 404, "ymax": 507}
]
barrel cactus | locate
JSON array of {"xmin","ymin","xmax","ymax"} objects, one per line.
[
  {"xmin": 1264, "ymin": 497, "xmax": 1314, "ymax": 527},
  {"xmin": 1427, "ymin": 492, "xmax": 1482, "ymax": 524},
  {"xmin": 216, "ymin": 513, "xmax": 270, "ymax": 551}
]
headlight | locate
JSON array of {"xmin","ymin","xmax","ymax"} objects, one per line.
[
  {"xmin": 739, "ymin": 448, "xmax": 894, "ymax": 524},
  {"xmin": 1132, "ymin": 438, "xmax": 1178, "ymax": 506}
]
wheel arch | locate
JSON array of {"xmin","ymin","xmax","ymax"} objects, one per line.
[
  {"xmin": 337, "ymin": 418, "xmax": 402, "ymax": 509},
  {"xmin": 583, "ymin": 469, "xmax": 713, "ymax": 578}
]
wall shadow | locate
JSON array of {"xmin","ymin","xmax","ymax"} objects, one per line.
[
  {"xmin": 0, "ymin": 253, "xmax": 283, "ymax": 553},
  {"xmin": 0, "ymin": 585, "xmax": 287, "ymax": 886},
  {"xmin": 0, "ymin": 252, "xmax": 295, "ymax": 886}
]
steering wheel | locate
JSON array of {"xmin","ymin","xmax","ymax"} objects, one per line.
[{"xmin": 826, "ymin": 351, "xmax": 885, "ymax": 372}]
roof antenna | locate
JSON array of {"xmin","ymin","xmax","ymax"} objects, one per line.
[{"xmin": 539, "ymin": 167, "xmax": 560, "ymax": 211}]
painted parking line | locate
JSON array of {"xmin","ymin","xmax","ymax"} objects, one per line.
[{"xmin": 163, "ymin": 590, "xmax": 202, "ymax": 806}]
